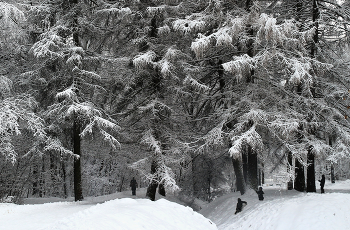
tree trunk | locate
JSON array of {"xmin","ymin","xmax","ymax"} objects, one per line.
[
  {"xmin": 158, "ymin": 182, "xmax": 165, "ymax": 196},
  {"xmin": 32, "ymin": 164, "xmax": 39, "ymax": 196},
  {"xmin": 294, "ymin": 158, "xmax": 305, "ymax": 192},
  {"xmin": 146, "ymin": 160, "xmax": 158, "ymax": 201},
  {"xmin": 247, "ymin": 146, "xmax": 258, "ymax": 190},
  {"xmin": 61, "ymin": 161, "xmax": 68, "ymax": 198},
  {"xmin": 73, "ymin": 117, "xmax": 83, "ymax": 201},
  {"xmin": 242, "ymin": 151, "xmax": 248, "ymax": 184},
  {"xmin": 311, "ymin": 0, "xmax": 319, "ymax": 58},
  {"xmin": 287, "ymin": 151, "xmax": 293, "ymax": 190},
  {"xmin": 232, "ymin": 157, "xmax": 246, "ymax": 195},
  {"xmin": 306, "ymin": 147, "xmax": 316, "ymax": 192},
  {"xmin": 328, "ymin": 136, "xmax": 335, "ymax": 183}
]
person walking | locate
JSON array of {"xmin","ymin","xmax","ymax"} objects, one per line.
[
  {"xmin": 130, "ymin": 177, "xmax": 138, "ymax": 195},
  {"xmin": 318, "ymin": 174, "xmax": 325, "ymax": 194},
  {"xmin": 235, "ymin": 198, "xmax": 247, "ymax": 214},
  {"xmin": 257, "ymin": 187, "xmax": 264, "ymax": 201}
]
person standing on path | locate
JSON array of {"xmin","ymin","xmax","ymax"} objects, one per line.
[
  {"xmin": 130, "ymin": 177, "xmax": 138, "ymax": 195},
  {"xmin": 318, "ymin": 174, "xmax": 325, "ymax": 194}
]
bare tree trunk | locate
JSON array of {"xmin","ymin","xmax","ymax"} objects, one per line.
[
  {"xmin": 73, "ymin": 116, "xmax": 83, "ymax": 201},
  {"xmin": 232, "ymin": 157, "xmax": 246, "ymax": 195},
  {"xmin": 158, "ymin": 182, "xmax": 165, "ymax": 196},
  {"xmin": 146, "ymin": 160, "xmax": 158, "ymax": 201},
  {"xmin": 242, "ymin": 151, "xmax": 248, "ymax": 185},
  {"xmin": 247, "ymin": 146, "xmax": 258, "ymax": 190},
  {"xmin": 287, "ymin": 152, "xmax": 293, "ymax": 190},
  {"xmin": 328, "ymin": 136, "xmax": 336, "ymax": 183},
  {"xmin": 307, "ymin": 147, "xmax": 316, "ymax": 192},
  {"xmin": 294, "ymin": 158, "xmax": 305, "ymax": 192},
  {"xmin": 61, "ymin": 160, "xmax": 68, "ymax": 198}
]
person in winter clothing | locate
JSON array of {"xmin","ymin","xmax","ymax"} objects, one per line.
[
  {"xmin": 130, "ymin": 177, "xmax": 138, "ymax": 195},
  {"xmin": 257, "ymin": 187, "xmax": 264, "ymax": 201},
  {"xmin": 318, "ymin": 174, "xmax": 325, "ymax": 194},
  {"xmin": 235, "ymin": 198, "xmax": 247, "ymax": 214}
]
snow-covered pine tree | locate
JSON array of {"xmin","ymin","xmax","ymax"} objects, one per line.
[
  {"xmin": 24, "ymin": 0, "xmax": 121, "ymax": 201},
  {"xmin": 0, "ymin": 76, "xmax": 46, "ymax": 163}
]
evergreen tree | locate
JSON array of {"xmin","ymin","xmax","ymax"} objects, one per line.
[{"xmin": 25, "ymin": 0, "xmax": 121, "ymax": 201}]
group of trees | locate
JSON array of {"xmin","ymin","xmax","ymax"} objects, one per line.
[{"xmin": 1, "ymin": 0, "xmax": 350, "ymax": 203}]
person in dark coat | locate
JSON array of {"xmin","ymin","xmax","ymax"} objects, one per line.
[
  {"xmin": 257, "ymin": 187, "xmax": 264, "ymax": 201},
  {"xmin": 318, "ymin": 174, "xmax": 325, "ymax": 194},
  {"xmin": 234, "ymin": 198, "xmax": 247, "ymax": 214},
  {"xmin": 130, "ymin": 177, "xmax": 138, "ymax": 195}
]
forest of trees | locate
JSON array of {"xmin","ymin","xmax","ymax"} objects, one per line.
[{"xmin": 1, "ymin": 0, "xmax": 350, "ymax": 204}]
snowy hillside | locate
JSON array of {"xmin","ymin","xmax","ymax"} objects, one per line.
[{"xmin": 201, "ymin": 180, "xmax": 350, "ymax": 230}]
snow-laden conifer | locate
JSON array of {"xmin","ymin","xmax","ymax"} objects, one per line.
[
  {"xmin": 222, "ymin": 54, "xmax": 254, "ymax": 81},
  {"xmin": 173, "ymin": 18, "xmax": 206, "ymax": 34},
  {"xmin": 183, "ymin": 76, "xmax": 210, "ymax": 92},
  {"xmin": 229, "ymin": 125, "xmax": 263, "ymax": 159},
  {"xmin": 133, "ymin": 51, "xmax": 157, "ymax": 70}
]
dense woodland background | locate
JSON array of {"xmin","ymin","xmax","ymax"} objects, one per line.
[{"xmin": 1, "ymin": 0, "xmax": 350, "ymax": 205}]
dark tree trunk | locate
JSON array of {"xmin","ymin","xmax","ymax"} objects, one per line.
[
  {"xmin": 311, "ymin": 0, "xmax": 319, "ymax": 58},
  {"xmin": 242, "ymin": 151, "xmax": 248, "ymax": 184},
  {"xmin": 261, "ymin": 166, "xmax": 264, "ymax": 185},
  {"xmin": 247, "ymin": 146, "xmax": 258, "ymax": 190},
  {"xmin": 146, "ymin": 160, "xmax": 159, "ymax": 201},
  {"xmin": 32, "ymin": 165, "xmax": 39, "ymax": 196},
  {"xmin": 294, "ymin": 158, "xmax": 305, "ymax": 192},
  {"xmin": 232, "ymin": 157, "xmax": 246, "ymax": 195},
  {"xmin": 39, "ymin": 160, "xmax": 44, "ymax": 197},
  {"xmin": 306, "ymin": 147, "xmax": 316, "ymax": 192},
  {"xmin": 328, "ymin": 137, "xmax": 335, "ymax": 183},
  {"xmin": 287, "ymin": 152, "xmax": 293, "ymax": 190},
  {"xmin": 73, "ymin": 117, "xmax": 83, "ymax": 201},
  {"xmin": 61, "ymin": 161, "xmax": 68, "ymax": 198},
  {"xmin": 158, "ymin": 182, "xmax": 165, "ymax": 196}
]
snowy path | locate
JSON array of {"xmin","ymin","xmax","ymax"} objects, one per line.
[{"xmin": 200, "ymin": 180, "xmax": 350, "ymax": 230}]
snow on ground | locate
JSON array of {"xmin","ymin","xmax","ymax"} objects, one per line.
[
  {"xmin": 0, "ymin": 188, "xmax": 217, "ymax": 230},
  {"xmin": 1, "ymin": 180, "xmax": 349, "ymax": 230},
  {"xmin": 200, "ymin": 180, "xmax": 350, "ymax": 230}
]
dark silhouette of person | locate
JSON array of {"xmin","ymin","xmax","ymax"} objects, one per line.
[
  {"xmin": 235, "ymin": 198, "xmax": 247, "ymax": 214},
  {"xmin": 318, "ymin": 174, "xmax": 325, "ymax": 194},
  {"xmin": 130, "ymin": 177, "xmax": 138, "ymax": 195},
  {"xmin": 256, "ymin": 187, "xmax": 264, "ymax": 201}
]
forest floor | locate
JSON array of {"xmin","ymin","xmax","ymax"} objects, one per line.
[{"xmin": 0, "ymin": 180, "xmax": 349, "ymax": 230}]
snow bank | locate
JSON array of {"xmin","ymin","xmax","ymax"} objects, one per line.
[
  {"xmin": 0, "ymin": 198, "xmax": 217, "ymax": 230},
  {"xmin": 43, "ymin": 198, "xmax": 217, "ymax": 230}
]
